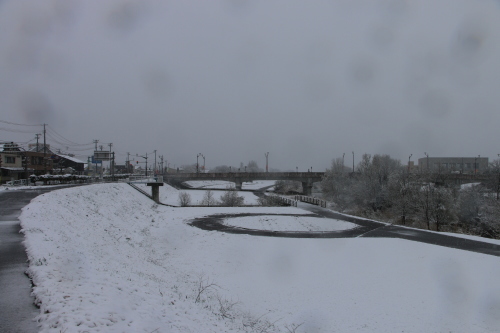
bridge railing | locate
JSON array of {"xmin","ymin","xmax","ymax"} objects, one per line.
[
  {"xmin": 295, "ymin": 195, "xmax": 327, "ymax": 208},
  {"xmin": 164, "ymin": 172, "xmax": 324, "ymax": 179},
  {"xmin": 268, "ymin": 194, "xmax": 298, "ymax": 207}
]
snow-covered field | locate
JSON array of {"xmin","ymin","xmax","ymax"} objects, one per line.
[
  {"xmin": 134, "ymin": 182, "xmax": 261, "ymax": 206},
  {"xmin": 19, "ymin": 183, "xmax": 500, "ymax": 332},
  {"xmin": 183, "ymin": 180, "xmax": 234, "ymax": 189}
]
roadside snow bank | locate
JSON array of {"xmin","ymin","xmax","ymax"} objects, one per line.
[{"xmin": 19, "ymin": 183, "xmax": 307, "ymax": 332}]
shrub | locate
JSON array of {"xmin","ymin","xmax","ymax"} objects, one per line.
[
  {"xmin": 219, "ymin": 187, "xmax": 244, "ymax": 207},
  {"xmin": 178, "ymin": 192, "xmax": 192, "ymax": 206}
]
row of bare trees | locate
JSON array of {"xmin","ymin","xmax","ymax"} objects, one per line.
[
  {"xmin": 321, "ymin": 154, "xmax": 500, "ymax": 239},
  {"xmin": 178, "ymin": 188, "xmax": 245, "ymax": 207}
]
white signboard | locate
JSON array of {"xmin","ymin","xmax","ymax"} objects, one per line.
[{"xmin": 94, "ymin": 151, "xmax": 111, "ymax": 161}]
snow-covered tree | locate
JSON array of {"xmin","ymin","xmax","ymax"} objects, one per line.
[
  {"xmin": 246, "ymin": 160, "xmax": 262, "ymax": 172},
  {"xmin": 219, "ymin": 187, "xmax": 244, "ymax": 207},
  {"xmin": 388, "ymin": 170, "xmax": 418, "ymax": 225}
]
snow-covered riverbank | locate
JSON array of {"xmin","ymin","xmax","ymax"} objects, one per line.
[{"xmin": 19, "ymin": 183, "xmax": 500, "ymax": 332}]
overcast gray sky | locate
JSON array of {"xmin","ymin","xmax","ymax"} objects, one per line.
[{"xmin": 1, "ymin": 0, "xmax": 500, "ymax": 171}]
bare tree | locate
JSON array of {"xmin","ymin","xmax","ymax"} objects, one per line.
[
  {"xmin": 201, "ymin": 190, "xmax": 217, "ymax": 206},
  {"xmin": 178, "ymin": 192, "xmax": 192, "ymax": 206}
]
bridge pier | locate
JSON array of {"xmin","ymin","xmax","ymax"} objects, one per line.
[
  {"xmin": 147, "ymin": 182, "xmax": 163, "ymax": 203},
  {"xmin": 302, "ymin": 181, "xmax": 313, "ymax": 196},
  {"xmin": 234, "ymin": 178, "xmax": 243, "ymax": 191}
]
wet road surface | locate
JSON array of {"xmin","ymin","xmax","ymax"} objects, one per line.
[
  {"xmin": 0, "ymin": 186, "xmax": 82, "ymax": 333},
  {"xmin": 190, "ymin": 200, "xmax": 500, "ymax": 257}
]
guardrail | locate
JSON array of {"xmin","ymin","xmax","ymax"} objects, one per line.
[
  {"xmin": 269, "ymin": 194, "xmax": 298, "ymax": 207},
  {"xmin": 295, "ymin": 195, "xmax": 327, "ymax": 208}
]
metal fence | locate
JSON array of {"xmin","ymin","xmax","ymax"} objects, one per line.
[{"xmin": 295, "ymin": 195, "xmax": 327, "ymax": 208}]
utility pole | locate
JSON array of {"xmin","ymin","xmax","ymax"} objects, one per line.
[
  {"xmin": 265, "ymin": 152, "xmax": 269, "ymax": 172},
  {"xmin": 111, "ymin": 152, "xmax": 115, "ymax": 181},
  {"xmin": 96, "ymin": 145, "xmax": 104, "ymax": 179},
  {"xmin": 35, "ymin": 133, "xmax": 41, "ymax": 152},
  {"xmin": 108, "ymin": 143, "xmax": 113, "ymax": 178},
  {"xmin": 93, "ymin": 139, "xmax": 99, "ymax": 178},
  {"xmin": 424, "ymin": 152, "xmax": 429, "ymax": 172},
  {"xmin": 202, "ymin": 154, "xmax": 205, "ymax": 172},
  {"xmin": 126, "ymin": 152, "xmax": 130, "ymax": 174},
  {"xmin": 154, "ymin": 150, "xmax": 157, "ymax": 175},
  {"xmin": 160, "ymin": 155, "xmax": 164, "ymax": 175},
  {"xmin": 43, "ymin": 123, "xmax": 47, "ymax": 174}
]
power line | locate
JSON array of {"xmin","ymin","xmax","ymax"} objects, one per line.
[
  {"xmin": 0, "ymin": 120, "xmax": 42, "ymax": 127},
  {"xmin": 46, "ymin": 125, "xmax": 93, "ymax": 146},
  {"xmin": 0, "ymin": 126, "xmax": 36, "ymax": 134}
]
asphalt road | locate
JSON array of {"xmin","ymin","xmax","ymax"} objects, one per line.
[
  {"xmin": 0, "ymin": 186, "xmax": 81, "ymax": 333},
  {"xmin": 190, "ymin": 200, "xmax": 500, "ymax": 257},
  {"xmin": 300, "ymin": 202, "xmax": 500, "ymax": 256}
]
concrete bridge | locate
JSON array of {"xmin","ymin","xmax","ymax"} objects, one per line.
[{"xmin": 164, "ymin": 172, "xmax": 324, "ymax": 195}]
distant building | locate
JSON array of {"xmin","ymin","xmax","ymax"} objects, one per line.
[
  {"xmin": 52, "ymin": 154, "xmax": 85, "ymax": 174},
  {"xmin": 417, "ymin": 157, "xmax": 489, "ymax": 174},
  {"xmin": 1, "ymin": 141, "xmax": 87, "ymax": 183}
]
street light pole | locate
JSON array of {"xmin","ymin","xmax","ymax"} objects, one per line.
[
  {"xmin": 342, "ymin": 153, "xmax": 345, "ymax": 173},
  {"xmin": 265, "ymin": 152, "xmax": 269, "ymax": 172},
  {"xmin": 153, "ymin": 150, "xmax": 157, "ymax": 175},
  {"xmin": 424, "ymin": 152, "xmax": 429, "ymax": 172},
  {"xmin": 408, "ymin": 154, "xmax": 412, "ymax": 174},
  {"xmin": 352, "ymin": 151, "xmax": 354, "ymax": 173},
  {"xmin": 197, "ymin": 153, "xmax": 202, "ymax": 173}
]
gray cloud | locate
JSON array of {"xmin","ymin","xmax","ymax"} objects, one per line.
[{"xmin": 1, "ymin": 0, "xmax": 500, "ymax": 169}]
